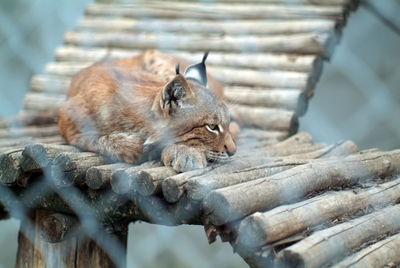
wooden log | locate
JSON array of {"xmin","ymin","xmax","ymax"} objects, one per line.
[
  {"xmin": 77, "ymin": 17, "xmax": 337, "ymax": 35},
  {"xmin": 333, "ymin": 233, "xmax": 400, "ymax": 268},
  {"xmin": 45, "ymin": 61, "xmax": 312, "ymax": 90},
  {"xmin": 233, "ymin": 105, "xmax": 298, "ymax": 133},
  {"xmin": 0, "ymin": 202, "xmax": 9, "ymax": 219},
  {"xmin": 275, "ymin": 204, "xmax": 400, "ymax": 268},
  {"xmin": 225, "ymin": 88, "xmax": 308, "ymax": 115},
  {"xmin": 109, "ymin": 161, "xmax": 163, "ymax": 194},
  {"xmin": 302, "ymin": 140, "xmax": 358, "ymax": 159},
  {"xmin": 64, "ymin": 31, "xmax": 334, "ymax": 56},
  {"xmin": 86, "ymin": 163, "xmax": 131, "ymax": 190},
  {"xmin": 236, "ymin": 178, "xmax": 400, "ymax": 248},
  {"xmin": 0, "ymin": 136, "xmax": 64, "ymax": 149},
  {"xmin": 210, "ymin": 67, "xmax": 312, "ymax": 89},
  {"xmin": 0, "ymin": 110, "xmax": 59, "ymax": 128},
  {"xmin": 162, "ymin": 142, "xmax": 327, "ymax": 202},
  {"xmin": 136, "ymin": 166, "xmax": 177, "ymax": 196},
  {"xmin": 40, "ymin": 213, "xmax": 79, "ymax": 243},
  {"xmin": 96, "ymin": 0, "xmax": 354, "ymax": 6},
  {"xmin": 50, "ymin": 152, "xmax": 107, "ymax": 187},
  {"xmin": 23, "ymin": 93, "xmax": 66, "ymax": 112},
  {"xmin": 185, "ymin": 141, "xmax": 357, "ymax": 201},
  {"xmin": 30, "ymin": 74, "xmax": 71, "ymax": 93},
  {"xmin": 21, "ymin": 143, "xmax": 80, "ymax": 173},
  {"xmin": 55, "ymin": 46, "xmax": 321, "ymax": 73},
  {"xmin": 162, "ymin": 132, "xmax": 314, "ymax": 203},
  {"xmin": 237, "ymin": 128, "xmax": 288, "ymax": 142},
  {"xmin": 0, "ymin": 149, "xmax": 27, "ymax": 186},
  {"xmin": 86, "ymin": 3, "xmax": 345, "ymax": 20},
  {"xmin": 16, "ymin": 210, "xmax": 79, "ymax": 268},
  {"xmin": 161, "ymin": 167, "xmax": 214, "ymax": 203},
  {"xmin": 16, "ymin": 210, "xmax": 126, "ymax": 268},
  {"xmin": 129, "ymin": 193, "xmax": 202, "ymax": 225},
  {"xmin": 203, "ymin": 150, "xmax": 400, "ymax": 225},
  {"xmin": 16, "ymin": 213, "xmax": 41, "ymax": 268},
  {"xmin": 0, "ymin": 125, "xmax": 60, "ymax": 139}
]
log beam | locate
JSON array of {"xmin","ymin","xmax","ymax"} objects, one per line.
[
  {"xmin": 236, "ymin": 178, "xmax": 400, "ymax": 248},
  {"xmin": 275, "ymin": 204, "xmax": 400, "ymax": 268},
  {"xmin": 204, "ymin": 150, "xmax": 400, "ymax": 225}
]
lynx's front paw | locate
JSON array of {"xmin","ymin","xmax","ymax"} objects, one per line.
[{"xmin": 162, "ymin": 144, "xmax": 207, "ymax": 173}]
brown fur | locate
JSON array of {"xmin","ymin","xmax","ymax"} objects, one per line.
[{"xmin": 59, "ymin": 50, "xmax": 237, "ymax": 172}]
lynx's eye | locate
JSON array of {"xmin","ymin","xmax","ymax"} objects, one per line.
[{"xmin": 206, "ymin": 124, "xmax": 221, "ymax": 134}]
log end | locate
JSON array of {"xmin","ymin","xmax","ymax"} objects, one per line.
[
  {"xmin": 136, "ymin": 170, "xmax": 155, "ymax": 196},
  {"xmin": 161, "ymin": 178, "xmax": 183, "ymax": 203},
  {"xmin": 203, "ymin": 190, "xmax": 238, "ymax": 226},
  {"xmin": 86, "ymin": 166, "xmax": 106, "ymax": 190},
  {"xmin": 40, "ymin": 213, "xmax": 78, "ymax": 243},
  {"xmin": 0, "ymin": 151, "xmax": 23, "ymax": 185},
  {"xmin": 110, "ymin": 170, "xmax": 131, "ymax": 194},
  {"xmin": 237, "ymin": 213, "xmax": 268, "ymax": 248},
  {"xmin": 296, "ymin": 92, "xmax": 308, "ymax": 117},
  {"xmin": 275, "ymin": 250, "xmax": 305, "ymax": 268},
  {"xmin": 289, "ymin": 115, "xmax": 299, "ymax": 136}
]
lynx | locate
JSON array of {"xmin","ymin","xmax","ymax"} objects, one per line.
[{"xmin": 58, "ymin": 50, "xmax": 238, "ymax": 172}]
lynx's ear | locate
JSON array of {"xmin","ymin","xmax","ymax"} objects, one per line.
[
  {"xmin": 184, "ymin": 51, "xmax": 209, "ymax": 86},
  {"xmin": 160, "ymin": 74, "xmax": 194, "ymax": 117}
]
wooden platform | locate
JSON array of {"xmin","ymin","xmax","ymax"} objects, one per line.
[{"xmin": 3, "ymin": 0, "xmax": 400, "ymax": 267}]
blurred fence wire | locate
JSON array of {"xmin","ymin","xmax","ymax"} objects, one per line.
[{"xmin": 0, "ymin": 0, "xmax": 399, "ymax": 267}]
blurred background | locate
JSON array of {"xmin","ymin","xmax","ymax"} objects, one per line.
[{"xmin": 0, "ymin": 0, "xmax": 399, "ymax": 267}]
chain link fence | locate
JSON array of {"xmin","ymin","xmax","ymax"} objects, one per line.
[{"xmin": 0, "ymin": 0, "xmax": 399, "ymax": 267}]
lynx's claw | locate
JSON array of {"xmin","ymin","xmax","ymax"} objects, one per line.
[{"xmin": 162, "ymin": 144, "xmax": 207, "ymax": 173}]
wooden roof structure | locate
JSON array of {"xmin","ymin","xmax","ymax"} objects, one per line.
[{"xmin": 2, "ymin": 0, "xmax": 400, "ymax": 267}]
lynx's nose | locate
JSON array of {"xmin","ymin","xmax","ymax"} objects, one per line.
[{"xmin": 225, "ymin": 134, "xmax": 236, "ymax": 156}]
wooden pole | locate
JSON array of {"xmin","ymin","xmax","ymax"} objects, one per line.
[{"xmin": 15, "ymin": 210, "xmax": 127, "ymax": 268}]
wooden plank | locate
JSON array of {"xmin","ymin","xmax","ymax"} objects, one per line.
[
  {"xmin": 0, "ymin": 111, "xmax": 59, "ymax": 128},
  {"xmin": 23, "ymin": 93, "xmax": 66, "ymax": 112},
  {"xmin": 0, "ymin": 125, "xmax": 60, "ymax": 139},
  {"xmin": 77, "ymin": 17, "xmax": 337, "ymax": 35},
  {"xmin": 101, "ymin": 0, "xmax": 355, "ymax": 6},
  {"xmin": 86, "ymin": 2, "xmax": 346, "ymax": 20},
  {"xmin": 233, "ymin": 105, "xmax": 298, "ymax": 132},
  {"xmin": 64, "ymin": 31, "xmax": 334, "ymax": 56},
  {"xmin": 224, "ymin": 88, "xmax": 307, "ymax": 114},
  {"xmin": 44, "ymin": 61, "xmax": 313, "ymax": 89},
  {"xmin": 55, "ymin": 46, "xmax": 321, "ymax": 73}
]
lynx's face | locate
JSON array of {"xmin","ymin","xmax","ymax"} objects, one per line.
[
  {"xmin": 152, "ymin": 54, "xmax": 237, "ymax": 162},
  {"xmin": 171, "ymin": 80, "xmax": 237, "ymax": 161}
]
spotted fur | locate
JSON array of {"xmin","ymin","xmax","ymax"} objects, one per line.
[{"xmin": 59, "ymin": 50, "xmax": 238, "ymax": 172}]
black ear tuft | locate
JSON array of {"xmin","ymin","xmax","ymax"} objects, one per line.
[
  {"xmin": 202, "ymin": 51, "xmax": 209, "ymax": 63},
  {"xmin": 183, "ymin": 51, "xmax": 209, "ymax": 86},
  {"xmin": 175, "ymin": 64, "xmax": 180, "ymax": 75}
]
